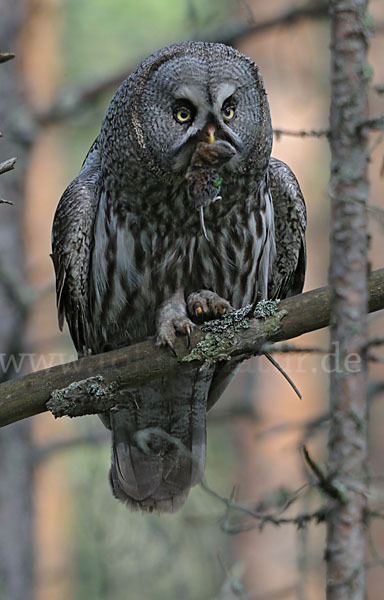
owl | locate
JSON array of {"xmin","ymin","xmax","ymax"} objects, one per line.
[{"xmin": 51, "ymin": 42, "xmax": 306, "ymax": 512}]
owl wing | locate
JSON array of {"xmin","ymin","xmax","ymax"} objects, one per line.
[
  {"xmin": 51, "ymin": 140, "xmax": 101, "ymax": 354},
  {"xmin": 268, "ymin": 157, "xmax": 307, "ymax": 299}
]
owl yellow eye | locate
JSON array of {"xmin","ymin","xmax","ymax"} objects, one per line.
[
  {"xmin": 222, "ymin": 106, "xmax": 235, "ymax": 120},
  {"xmin": 175, "ymin": 107, "xmax": 192, "ymax": 123}
]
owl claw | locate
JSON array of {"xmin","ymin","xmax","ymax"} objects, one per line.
[
  {"xmin": 187, "ymin": 290, "xmax": 233, "ymax": 324},
  {"xmin": 156, "ymin": 309, "xmax": 195, "ymax": 353},
  {"xmin": 168, "ymin": 342, "xmax": 177, "ymax": 357},
  {"xmin": 156, "ymin": 332, "xmax": 179, "ymax": 356},
  {"xmin": 194, "ymin": 303, "xmax": 204, "ymax": 323}
]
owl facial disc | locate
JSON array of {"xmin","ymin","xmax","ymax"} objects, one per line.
[{"xmin": 123, "ymin": 42, "xmax": 272, "ymax": 182}]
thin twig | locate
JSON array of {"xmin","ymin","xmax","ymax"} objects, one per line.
[
  {"xmin": 359, "ymin": 115, "xmax": 384, "ymax": 132},
  {"xmin": 0, "ymin": 157, "xmax": 17, "ymax": 175},
  {"xmin": 216, "ymin": 553, "xmax": 248, "ymax": 598},
  {"xmin": 236, "ymin": 0, "xmax": 257, "ymax": 25},
  {"xmin": 273, "ymin": 128, "xmax": 329, "ymax": 139},
  {"xmin": 302, "ymin": 445, "xmax": 346, "ymax": 502},
  {"xmin": 368, "ymin": 510, "xmax": 384, "ymax": 520},
  {"xmin": 200, "ymin": 478, "xmax": 328, "ymax": 532},
  {"xmin": 202, "ymin": 1, "xmax": 329, "ymax": 45},
  {"xmin": 368, "ymin": 354, "xmax": 384, "ymax": 363},
  {"xmin": 366, "ymin": 204, "xmax": 384, "ymax": 227},
  {"xmin": 36, "ymin": 3, "xmax": 329, "ymax": 126},
  {"xmin": 365, "ymin": 558, "xmax": 384, "ymax": 570},
  {"xmin": 367, "ymin": 337, "xmax": 384, "ymax": 348},
  {"xmin": 263, "ymin": 352, "xmax": 302, "ymax": 399},
  {"xmin": 262, "ymin": 342, "xmax": 327, "ymax": 354},
  {"xmin": 255, "ymin": 412, "xmax": 329, "ymax": 441},
  {"xmin": 366, "ymin": 132, "xmax": 384, "ymax": 158},
  {"xmin": 0, "ymin": 53, "xmax": 15, "ymax": 64},
  {"xmin": 368, "ymin": 381, "xmax": 384, "ymax": 401}
]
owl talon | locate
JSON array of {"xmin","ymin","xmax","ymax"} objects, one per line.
[
  {"xmin": 194, "ymin": 303, "xmax": 204, "ymax": 324},
  {"xmin": 195, "ymin": 304, "xmax": 203, "ymax": 316},
  {"xmin": 186, "ymin": 332, "xmax": 191, "ymax": 349},
  {"xmin": 168, "ymin": 342, "xmax": 177, "ymax": 357},
  {"xmin": 156, "ymin": 296, "xmax": 195, "ymax": 352},
  {"xmin": 187, "ymin": 290, "xmax": 233, "ymax": 324}
]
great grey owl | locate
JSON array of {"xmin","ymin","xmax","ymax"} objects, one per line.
[{"xmin": 51, "ymin": 42, "xmax": 306, "ymax": 512}]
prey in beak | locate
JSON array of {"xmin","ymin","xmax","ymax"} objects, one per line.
[{"xmin": 185, "ymin": 132, "xmax": 236, "ymax": 242}]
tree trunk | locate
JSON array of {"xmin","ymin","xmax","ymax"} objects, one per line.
[
  {"xmin": 326, "ymin": 1, "xmax": 370, "ymax": 598},
  {"xmin": 0, "ymin": 2, "xmax": 35, "ymax": 599}
]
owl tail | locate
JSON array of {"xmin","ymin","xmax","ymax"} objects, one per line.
[
  {"xmin": 108, "ymin": 366, "xmax": 211, "ymax": 513},
  {"xmin": 109, "ymin": 405, "xmax": 206, "ymax": 512}
]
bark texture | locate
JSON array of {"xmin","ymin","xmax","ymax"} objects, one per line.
[
  {"xmin": 326, "ymin": 1, "xmax": 370, "ymax": 598},
  {"xmin": 0, "ymin": 2, "xmax": 35, "ymax": 599},
  {"xmin": 0, "ymin": 270, "xmax": 383, "ymax": 427}
]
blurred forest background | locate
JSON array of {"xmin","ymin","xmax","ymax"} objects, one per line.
[{"xmin": 0, "ymin": 0, "xmax": 384, "ymax": 599}]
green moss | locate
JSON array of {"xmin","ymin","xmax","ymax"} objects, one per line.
[
  {"xmin": 262, "ymin": 309, "xmax": 287, "ymax": 337},
  {"xmin": 363, "ymin": 11, "xmax": 375, "ymax": 34},
  {"xmin": 362, "ymin": 62, "xmax": 374, "ymax": 82},
  {"xmin": 48, "ymin": 375, "xmax": 116, "ymax": 418},
  {"xmin": 183, "ymin": 299, "xmax": 281, "ymax": 364},
  {"xmin": 252, "ymin": 298, "xmax": 281, "ymax": 319}
]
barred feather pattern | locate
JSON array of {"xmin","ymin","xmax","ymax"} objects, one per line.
[
  {"xmin": 52, "ymin": 42, "xmax": 306, "ymax": 512},
  {"xmin": 89, "ymin": 162, "xmax": 275, "ymax": 512},
  {"xmin": 89, "ymin": 173, "xmax": 275, "ymax": 353}
]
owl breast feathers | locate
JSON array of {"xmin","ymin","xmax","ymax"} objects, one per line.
[{"xmin": 51, "ymin": 41, "xmax": 306, "ymax": 512}]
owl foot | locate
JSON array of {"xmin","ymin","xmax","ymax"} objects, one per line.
[
  {"xmin": 156, "ymin": 293, "xmax": 195, "ymax": 353},
  {"xmin": 156, "ymin": 316, "xmax": 194, "ymax": 354},
  {"xmin": 187, "ymin": 290, "xmax": 233, "ymax": 325}
]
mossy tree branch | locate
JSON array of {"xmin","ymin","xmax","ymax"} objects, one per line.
[{"xmin": 0, "ymin": 268, "xmax": 383, "ymax": 428}]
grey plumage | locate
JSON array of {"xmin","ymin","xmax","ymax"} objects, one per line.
[{"xmin": 51, "ymin": 41, "xmax": 306, "ymax": 512}]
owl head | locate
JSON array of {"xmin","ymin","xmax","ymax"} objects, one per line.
[{"xmin": 101, "ymin": 42, "xmax": 272, "ymax": 184}]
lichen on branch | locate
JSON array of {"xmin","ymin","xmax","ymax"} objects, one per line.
[{"xmin": 183, "ymin": 299, "xmax": 283, "ymax": 363}]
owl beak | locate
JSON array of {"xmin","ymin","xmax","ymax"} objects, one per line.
[{"xmin": 206, "ymin": 125, "xmax": 216, "ymax": 144}]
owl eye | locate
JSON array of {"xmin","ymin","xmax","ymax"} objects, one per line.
[
  {"xmin": 175, "ymin": 107, "xmax": 192, "ymax": 123},
  {"xmin": 222, "ymin": 106, "xmax": 236, "ymax": 121}
]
